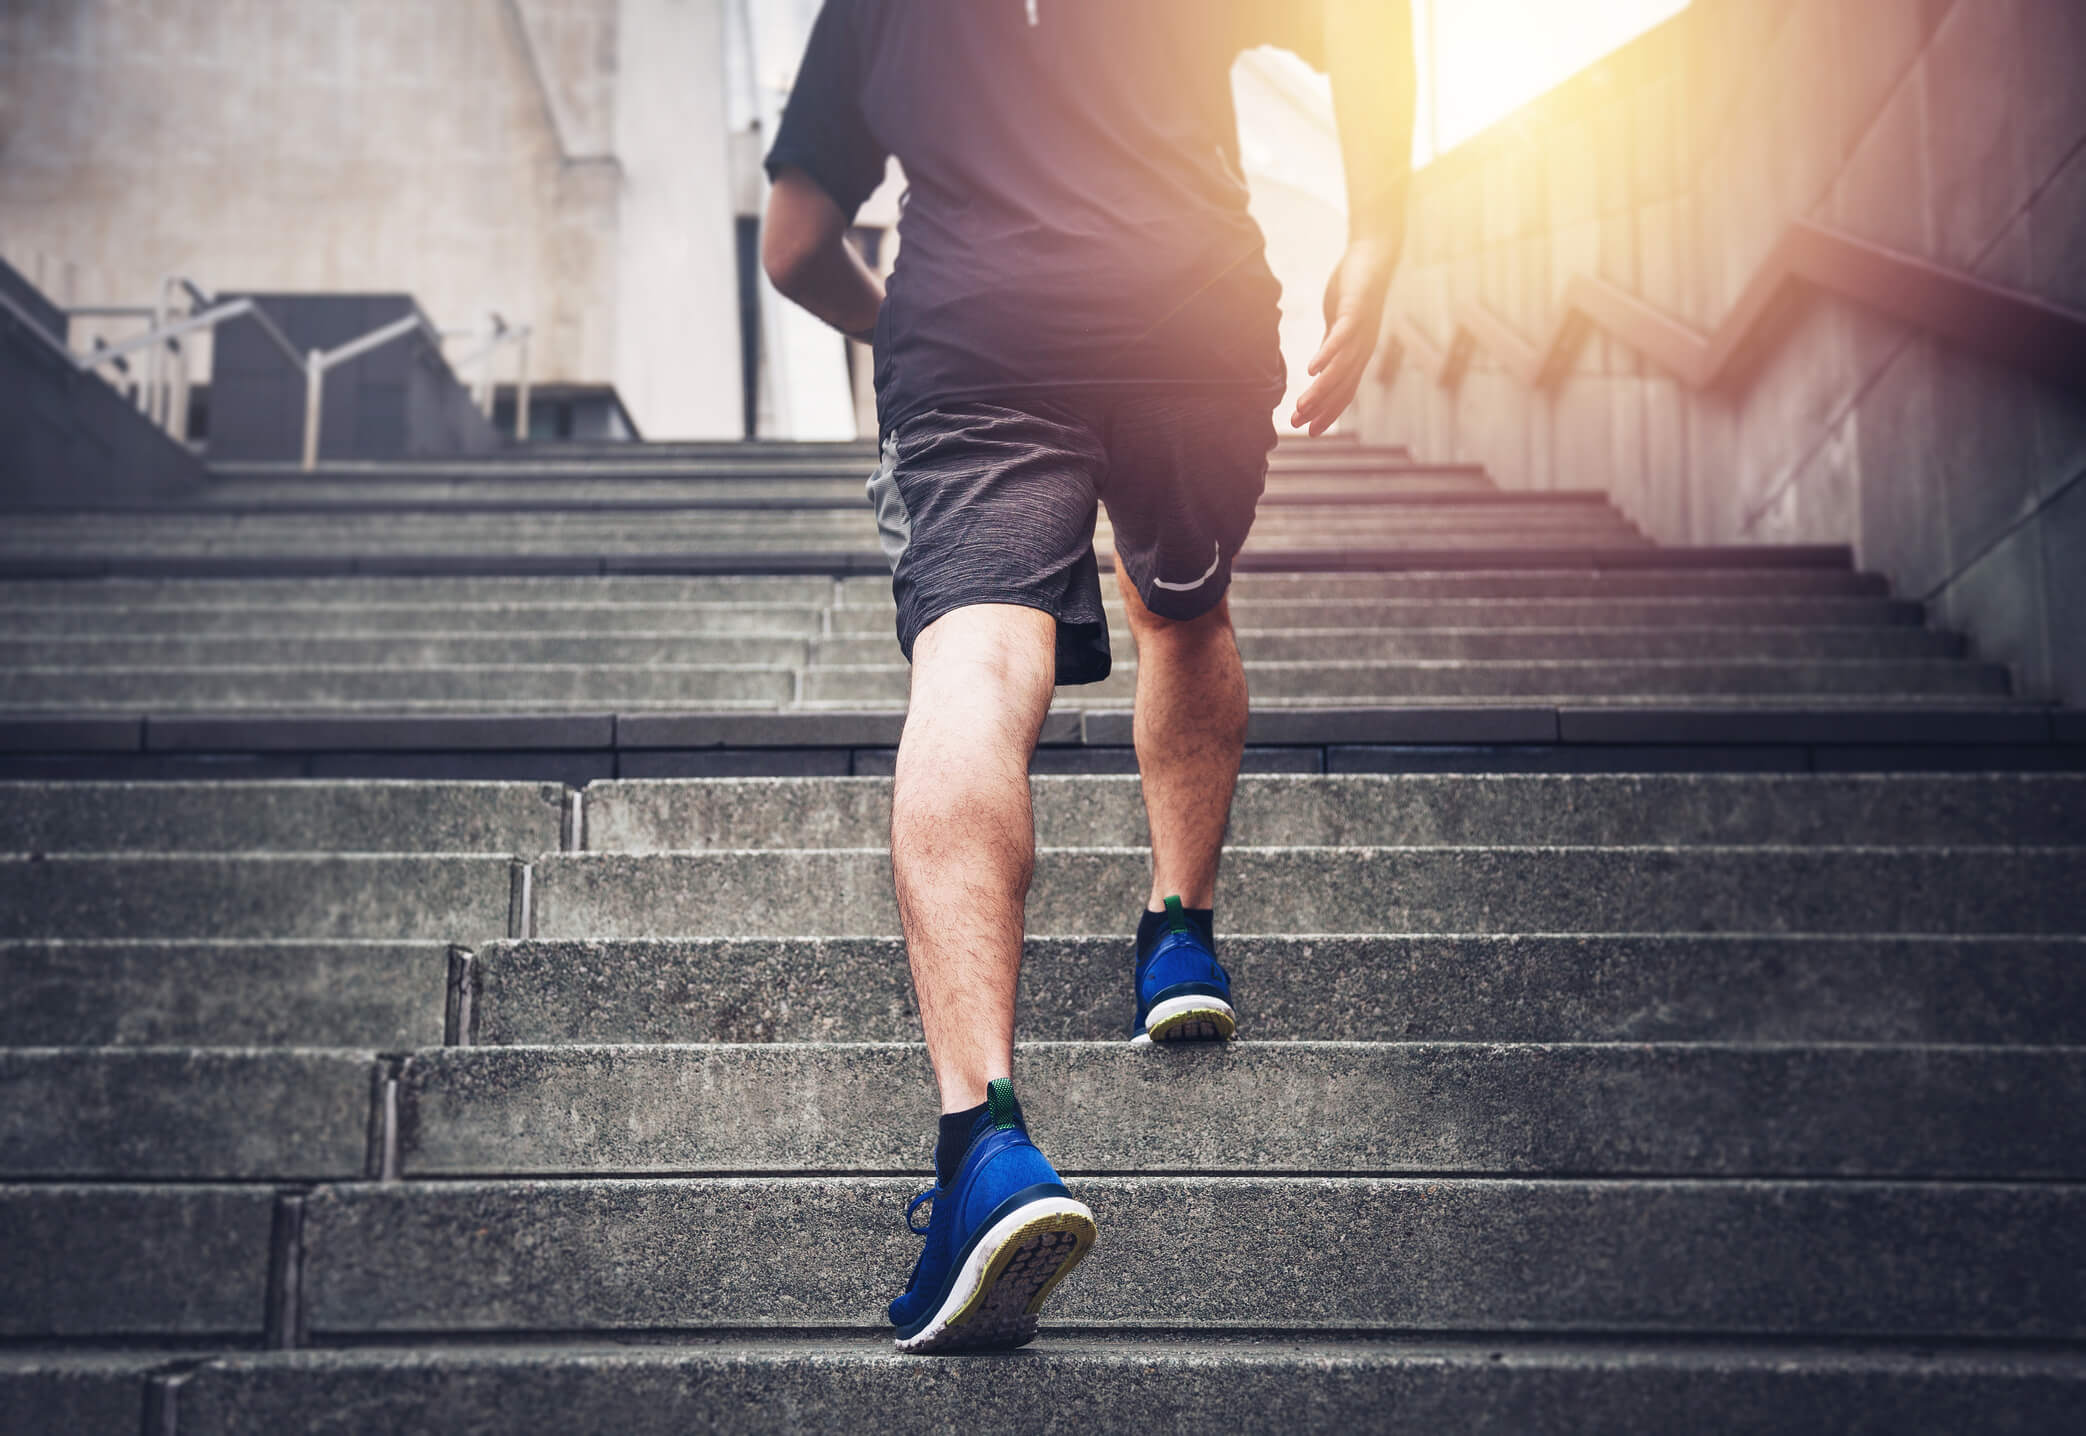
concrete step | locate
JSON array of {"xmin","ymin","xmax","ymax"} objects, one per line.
[
  {"xmin": 0, "ymin": 634, "xmax": 821, "ymax": 668},
  {"xmin": 0, "ymin": 1351, "xmax": 192, "ymax": 1436},
  {"xmin": 0, "ymin": 664, "xmax": 797, "ymax": 710},
  {"xmin": 386, "ymin": 1041, "xmax": 2086, "ymax": 1181},
  {"xmin": 0, "ymin": 1047, "xmax": 376, "ymax": 1180},
  {"xmin": 0, "ymin": 602, "xmax": 834, "ymax": 638},
  {"xmin": 0, "ymin": 569, "xmax": 1879, "ymax": 614},
  {"xmin": 0, "ymin": 627, "xmax": 1965, "ymax": 670},
  {"xmin": 582, "ymin": 775, "xmax": 2086, "ymax": 851},
  {"xmin": 943, "ymin": 568, "xmax": 1890, "ymax": 600},
  {"xmin": 0, "ymin": 575, "xmax": 842, "ymax": 607},
  {"xmin": 0, "ymin": 531, "xmax": 1658, "ymax": 563},
  {"xmin": 3, "ymin": 505, "xmax": 1637, "ymax": 536},
  {"xmin": 12, "ymin": 1175, "xmax": 2075, "ymax": 1342},
  {"xmin": 142, "ymin": 1339, "xmax": 2086, "ymax": 1436},
  {"xmin": 825, "ymin": 595, "xmax": 1929, "ymax": 633},
  {"xmin": 0, "ymin": 1184, "xmax": 276, "ymax": 1339},
  {"xmin": 800, "ymin": 658, "xmax": 2010, "ymax": 706},
  {"xmin": 1, "ymin": 658, "xmax": 2011, "ymax": 713},
  {"xmin": 282, "ymin": 1176, "xmax": 2086, "ymax": 1338},
  {"xmin": 0, "ymin": 595, "xmax": 1928, "ymax": 641},
  {"xmin": 10, "ymin": 845, "xmax": 2074, "ymax": 945},
  {"xmin": 12, "ymin": 1041, "xmax": 2073, "ymax": 1183},
  {"xmin": 195, "ymin": 471, "xmax": 1505, "ymax": 506},
  {"xmin": 14, "ymin": 932, "xmax": 2078, "ymax": 1051},
  {"xmin": 1, "ymin": 941, "xmax": 450, "ymax": 1047},
  {"xmin": 212, "ymin": 442, "xmax": 1420, "ymax": 476},
  {"xmin": 809, "ymin": 627, "xmax": 1964, "ymax": 665},
  {"xmin": 467, "ymin": 935, "xmax": 2086, "ymax": 1046},
  {"xmin": 0, "ymin": 855, "xmax": 515, "ymax": 941},
  {"xmin": 0, "ymin": 780, "xmax": 568, "ymax": 853},
  {"xmin": 526, "ymin": 847, "xmax": 2086, "ymax": 939}
]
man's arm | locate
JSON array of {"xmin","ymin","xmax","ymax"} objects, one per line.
[
  {"xmin": 761, "ymin": 167, "xmax": 886, "ymax": 342},
  {"xmin": 1290, "ymin": 0, "xmax": 1416, "ymax": 435}
]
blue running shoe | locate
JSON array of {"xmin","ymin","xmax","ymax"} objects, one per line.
[
  {"xmin": 1132, "ymin": 895, "xmax": 1236, "ymax": 1045},
  {"xmin": 889, "ymin": 1077, "xmax": 1097, "ymax": 1353}
]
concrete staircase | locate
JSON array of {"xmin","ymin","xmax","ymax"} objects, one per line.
[{"xmin": 4, "ymin": 440, "xmax": 2084, "ymax": 1431}]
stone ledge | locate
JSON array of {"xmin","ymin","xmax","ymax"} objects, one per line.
[{"xmin": 144, "ymin": 714, "xmax": 617, "ymax": 753}]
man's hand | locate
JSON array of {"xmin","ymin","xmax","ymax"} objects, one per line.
[{"xmin": 1290, "ymin": 234, "xmax": 1401, "ymax": 436}]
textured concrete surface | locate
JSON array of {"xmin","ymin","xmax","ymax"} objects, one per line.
[
  {"xmin": 800, "ymin": 657, "xmax": 2008, "ymax": 707},
  {"xmin": 0, "ymin": 662, "xmax": 796, "ymax": 710},
  {"xmin": 167, "ymin": 1339, "xmax": 2086, "ymax": 1436},
  {"xmin": 0, "ymin": 626, "xmax": 1967, "ymax": 671},
  {"xmin": 0, "ymin": 1048, "xmax": 376, "ymax": 1179},
  {"xmin": 825, "ymin": 595, "xmax": 1925, "ymax": 633},
  {"xmin": 0, "ymin": 940, "xmax": 451, "ymax": 1047},
  {"xmin": 0, "ymin": 854, "xmax": 514, "ymax": 940},
  {"xmin": 468, "ymin": 935, "xmax": 2086, "ymax": 1046},
  {"xmin": 0, "ymin": 1184, "xmax": 274, "ymax": 1337},
  {"xmin": 808, "ymin": 626, "xmax": 1962, "ymax": 665},
  {"xmin": 0, "ymin": 780, "xmax": 565, "ymax": 853},
  {"xmin": 0, "ymin": 575, "xmax": 842, "ymax": 607},
  {"xmin": 835, "ymin": 570, "xmax": 1886, "ymax": 604},
  {"xmin": 0, "ymin": 1352, "xmax": 192, "ymax": 1436},
  {"xmin": 298, "ymin": 1176, "xmax": 2086, "ymax": 1337},
  {"xmin": 393, "ymin": 1041, "xmax": 2086, "ymax": 1179},
  {"xmin": 526, "ymin": 847, "xmax": 2086, "ymax": 939},
  {"xmin": 0, "ymin": 634, "xmax": 820, "ymax": 668},
  {"xmin": 0, "ymin": 601, "xmax": 835, "ymax": 638},
  {"xmin": 581, "ymin": 774, "xmax": 2086, "ymax": 852}
]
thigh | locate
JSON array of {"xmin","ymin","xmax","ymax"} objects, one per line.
[
  {"xmin": 877, "ymin": 399, "xmax": 1115, "ymax": 685},
  {"xmin": 1097, "ymin": 390, "xmax": 1277, "ymax": 620}
]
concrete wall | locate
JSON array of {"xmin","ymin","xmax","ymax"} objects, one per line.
[
  {"xmin": 1361, "ymin": 0, "xmax": 2086, "ymax": 703},
  {"xmin": 0, "ymin": 0, "xmax": 743, "ymax": 439}
]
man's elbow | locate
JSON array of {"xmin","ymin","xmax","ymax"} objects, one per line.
[{"xmin": 761, "ymin": 224, "xmax": 818, "ymax": 300}]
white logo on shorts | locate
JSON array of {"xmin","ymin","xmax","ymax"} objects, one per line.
[{"xmin": 1152, "ymin": 541, "xmax": 1222, "ymax": 592}]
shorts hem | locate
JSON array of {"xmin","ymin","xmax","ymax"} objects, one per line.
[{"xmin": 898, "ymin": 592, "xmax": 1113, "ymax": 687}]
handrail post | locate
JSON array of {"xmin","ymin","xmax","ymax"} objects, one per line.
[
  {"xmin": 514, "ymin": 330, "xmax": 531, "ymax": 441},
  {"xmin": 146, "ymin": 276, "xmax": 169, "ymax": 430},
  {"xmin": 169, "ymin": 338, "xmax": 191, "ymax": 444},
  {"xmin": 301, "ymin": 350, "xmax": 325, "ymax": 471}
]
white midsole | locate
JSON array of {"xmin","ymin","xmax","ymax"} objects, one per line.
[
  {"xmin": 1131, "ymin": 993, "xmax": 1237, "ymax": 1045},
  {"xmin": 893, "ymin": 1194, "xmax": 1093, "ymax": 1351}
]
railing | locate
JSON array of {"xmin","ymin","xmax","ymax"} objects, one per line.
[
  {"xmin": 1382, "ymin": 220, "xmax": 2086, "ymax": 401},
  {"xmin": 4, "ymin": 275, "xmax": 534, "ymax": 469},
  {"xmin": 450, "ymin": 313, "xmax": 534, "ymax": 441}
]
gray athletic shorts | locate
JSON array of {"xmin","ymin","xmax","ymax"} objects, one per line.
[{"xmin": 867, "ymin": 390, "xmax": 1277, "ymax": 685}]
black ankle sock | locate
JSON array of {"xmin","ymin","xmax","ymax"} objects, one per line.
[
  {"xmin": 934, "ymin": 1101, "xmax": 987, "ymax": 1186},
  {"xmin": 1136, "ymin": 902, "xmax": 1214, "ymax": 962}
]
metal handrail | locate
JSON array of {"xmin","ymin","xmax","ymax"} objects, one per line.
[
  {"xmin": 448, "ymin": 312, "xmax": 535, "ymax": 441},
  {"xmin": 297, "ymin": 311, "xmax": 450, "ymax": 469},
  {"xmin": 1382, "ymin": 219, "xmax": 2086, "ymax": 400},
  {"xmin": 17, "ymin": 275, "xmax": 536, "ymax": 467}
]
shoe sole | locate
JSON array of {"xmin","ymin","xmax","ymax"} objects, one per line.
[
  {"xmin": 893, "ymin": 1195, "xmax": 1097, "ymax": 1355},
  {"xmin": 1130, "ymin": 994, "xmax": 1238, "ymax": 1046}
]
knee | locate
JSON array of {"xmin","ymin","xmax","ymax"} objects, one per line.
[
  {"xmin": 1125, "ymin": 592, "xmax": 1234, "ymax": 650},
  {"xmin": 911, "ymin": 603, "xmax": 1058, "ymax": 697}
]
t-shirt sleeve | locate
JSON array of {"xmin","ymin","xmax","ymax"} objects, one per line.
[
  {"xmin": 762, "ymin": 0, "xmax": 890, "ymax": 219},
  {"xmin": 1246, "ymin": 0, "xmax": 1328, "ymax": 71}
]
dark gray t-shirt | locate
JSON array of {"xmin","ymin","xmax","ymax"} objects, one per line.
[{"xmin": 764, "ymin": 0, "xmax": 1326, "ymax": 432}]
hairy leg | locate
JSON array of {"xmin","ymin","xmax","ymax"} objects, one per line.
[
  {"xmin": 890, "ymin": 602, "xmax": 1059, "ymax": 1112},
  {"xmin": 1114, "ymin": 563, "xmax": 1249, "ymax": 910}
]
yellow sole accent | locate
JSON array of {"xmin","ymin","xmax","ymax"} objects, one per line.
[
  {"xmin": 943, "ymin": 1210, "xmax": 1098, "ymax": 1330},
  {"xmin": 1147, "ymin": 1006, "xmax": 1237, "ymax": 1043}
]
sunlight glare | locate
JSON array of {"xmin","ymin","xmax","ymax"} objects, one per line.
[{"xmin": 1414, "ymin": 0, "xmax": 1693, "ymax": 163}]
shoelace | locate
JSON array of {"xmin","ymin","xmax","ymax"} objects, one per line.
[{"xmin": 906, "ymin": 1187, "xmax": 937, "ymax": 1235}]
